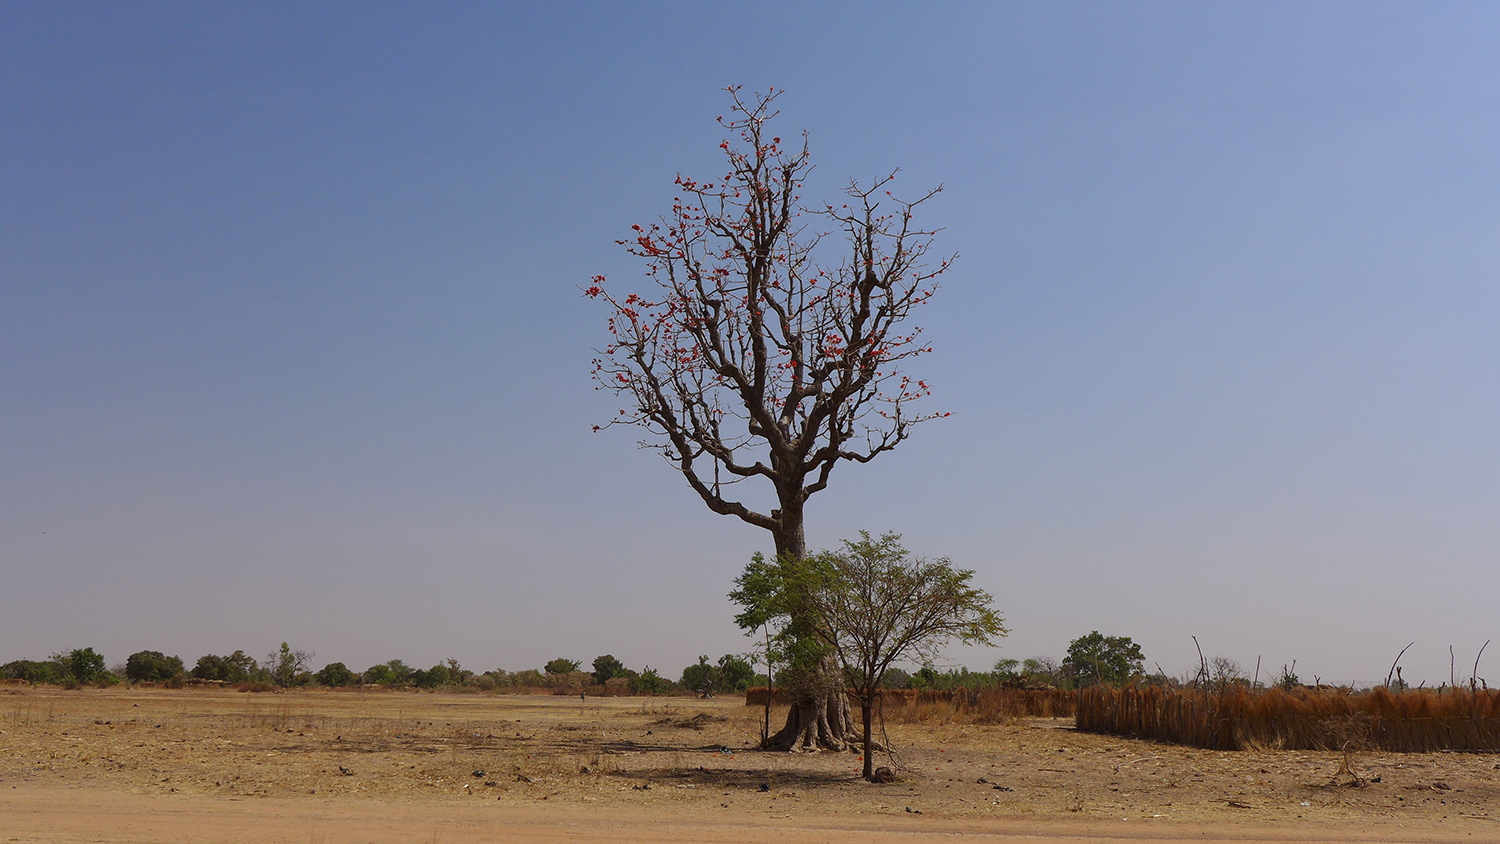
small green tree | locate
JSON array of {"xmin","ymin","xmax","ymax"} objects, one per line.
[
  {"xmin": 267, "ymin": 642, "xmax": 313, "ymax": 688},
  {"xmin": 315, "ymin": 662, "xmax": 357, "ymax": 687},
  {"xmin": 191, "ymin": 651, "xmax": 257, "ymax": 683},
  {"xmin": 717, "ymin": 654, "xmax": 755, "ymax": 692},
  {"xmin": 125, "ymin": 650, "xmax": 184, "ymax": 683},
  {"xmin": 681, "ymin": 655, "xmax": 718, "ymax": 696},
  {"xmin": 1063, "ymin": 632, "xmax": 1143, "ymax": 687},
  {"xmin": 66, "ymin": 647, "xmax": 106, "ymax": 685},
  {"xmin": 2, "ymin": 659, "xmax": 65, "ymax": 684},
  {"xmin": 591, "ymin": 654, "xmax": 626, "ymax": 685},
  {"xmin": 631, "ymin": 666, "xmax": 666, "ymax": 694},
  {"xmin": 735, "ymin": 532, "xmax": 1006, "ymax": 780},
  {"xmin": 415, "ymin": 663, "xmax": 451, "ymax": 688},
  {"xmin": 363, "ymin": 663, "xmax": 397, "ymax": 685},
  {"xmin": 544, "ymin": 658, "xmax": 580, "ymax": 676}
]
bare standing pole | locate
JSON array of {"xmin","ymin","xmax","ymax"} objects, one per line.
[{"xmin": 1385, "ymin": 642, "xmax": 1414, "ymax": 690}]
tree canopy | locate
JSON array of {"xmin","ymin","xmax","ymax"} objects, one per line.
[
  {"xmin": 733, "ymin": 531, "xmax": 1004, "ymax": 776},
  {"xmin": 1063, "ymin": 631, "xmax": 1144, "ymax": 687}
]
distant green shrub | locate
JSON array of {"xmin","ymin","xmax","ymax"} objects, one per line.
[
  {"xmin": 1, "ymin": 659, "xmax": 64, "ymax": 684},
  {"xmin": 592, "ymin": 654, "xmax": 626, "ymax": 685},
  {"xmin": 631, "ymin": 666, "xmax": 668, "ymax": 694},
  {"xmin": 125, "ymin": 650, "xmax": 184, "ymax": 683},
  {"xmin": 717, "ymin": 655, "xmax": 755, "ymax": 692},
  {"xmin": 66, "ymin": 648, "xmax": 106, "ymax": 685},
  {"xmin": 415, "ymin": 664, "xmax": 451, "ymax": 688},
  {"xmin": 191, "ymin": 651, "xmax": 256, "ymax": 683},
  {"xmin": 544, "ymin": 658, "xmax": 580, "ymax": 676},
  {"xmin": 315, "ymin": 662, "xmax": 357, "ymax": 687}
]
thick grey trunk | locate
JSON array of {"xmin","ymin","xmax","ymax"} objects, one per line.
[{"xmin": 764, "ymin": 502, "xmax": 859, "ymax": 750}]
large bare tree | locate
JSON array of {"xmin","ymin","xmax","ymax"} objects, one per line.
[{"xmin": 588, "ymin": 86, "xmax": 951, "ymax": 749}]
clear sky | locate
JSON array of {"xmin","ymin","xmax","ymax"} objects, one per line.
[{"xmin": 5, "ymin": 3, "xmax": 1498, "ymax": 687}]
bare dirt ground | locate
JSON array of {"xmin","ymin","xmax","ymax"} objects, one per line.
[{"xmin": 3, "ymin": 685, "xmax": 1499, "ymax": 842}]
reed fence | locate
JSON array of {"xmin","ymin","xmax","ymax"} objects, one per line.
[{"xmin": 1077, "ymin": 685, "xmax": 1500, "ymax": 752}]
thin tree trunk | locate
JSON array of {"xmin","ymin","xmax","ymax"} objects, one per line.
[{"xmin": 861, "ymin": 697, "xmax": 874, "ymax": 780}]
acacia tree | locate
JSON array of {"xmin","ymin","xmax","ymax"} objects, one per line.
[
  {"xmin": 588, "ymin": 86, "xmax": 951, "ymax": 749},
  {"xmin": 800, "ymin": 532, "xmax": 1005, "ymax": 780}
]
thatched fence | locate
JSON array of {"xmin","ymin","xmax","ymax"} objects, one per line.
[{"xmin": 1077, "ymin": 685, "xmax": 1500, "ymax": 752}]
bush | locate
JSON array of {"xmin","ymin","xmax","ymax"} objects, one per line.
[
  {"xmin": 315, "ymin": 662, "xmax": 357, "ymax": 687},
  {"xmin": 267, "ymin": 643, "xmax": 313, "ymax": 688},
  {"xmin": 414, "ymin": 663, "xmax": 451, "ymax": 688},
  {"xmin": 125, "ymin": 651, "xmax": 184, "ymax": 683},
  {"xmin": 1, "ymin": 659, "xmax": 65, "ymax": 684},
  {"xmin": 681, "ymin": 655, "xmax": 716, "ymax": 694},
  {"xmin": 511, "ymin": 669, "xmax": 545, "ymax": 687},
  {"xmin": 66, "ymin": 647, "xmax": 106, "ymax": 685},
  {"xmin": 592, "ymin": 654, "xmax": 626, "ymax": 685},
  {"xmin": 631, "ymin": 666, "xmax": 668, "ymax": 695},
  {"xmin": 191, "ymin": 651, "xmax": 257, "ymax": 683},
  {"xmin": 544, "ymin": 658, "xmax": 580, "ymax": 676},
  {"xmin": 718, "ymin": 655, "xmax": 754, "ymax": 692}
]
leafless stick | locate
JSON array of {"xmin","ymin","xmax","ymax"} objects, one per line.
[{"xmin": 1385, "ymin": 642, "xmax": 1414, "ymax": 690}]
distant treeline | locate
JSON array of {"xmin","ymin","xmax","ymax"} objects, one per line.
[{"xmin": 0, "ymin": 647, "xmax": 760, "ymax": 697}]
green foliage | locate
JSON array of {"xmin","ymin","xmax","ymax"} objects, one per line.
[
  {"xmin": 630, "ymin": 666, "xmax": 667, "ymax": 694},
  {"xmin": 1, "ymin": 659, "xmax": 65, "ymax": 684},
  {"xmin": 125, "ymin": 650, "xmax": 184, "ymax": 683},
  {"xmin": 191, "ymin": 651, "xmax": 256, "ymax": 683},
  {"xmin": 729, "ymin": 551, "xmax": 832, "ymax": 697},
  {"xmin": 266, "ymin": 643, "xmax": 313, "ymax": 688},
  {"xmin": 443, "ymin": 659, "xmax": 473, "ymax": 685},
  {"xmin": 910, "ymin": 662, "xmax": 939, "ymax": 690},
  {"xmin": 415, "ymin": 663, "xmax": 451, "ymax": 688},
  {"xmin": 1063, "ymin": 632, "xmax": 1144, "ymax": 688},
  {"xmin": 385, "ymin": 659, "xmax": 414, "ymax": 684},
  {"xmin": 591, "ymin": 654, "xmax": 626, "ymax": 685},
  {"xmin": 680, "ymin": 655, "xmax": 716, "ymax": 694},
  {"xmin": 717, "ymin": 654, "xmax": 754, "ymax": 692},
  {"xmin": 510, "ymin": 668, "xmax": 545, "ymax": 687},
  {"xmin": 921, "ymin": 665, "xmax": 997, "ymax": 693},
  {"xmin": 363, "ymin": 663, "xmax": 397, "ymax": 685},
  {"xmin": 1277, "ymin": 662, "xmax": 1302, "ymax": 691},
  {"xmin": 363, "ymin": 659, "xmax": 415, "ymax": 686},
  {"xmin": 733, "ymin": 534, "xmax": 1006, "ymax": 717},
  {"xmin": 66, "ymin": 648, "xmax": 106, "ymax": 685},
  {"xmin": 544, "ymin": 658, "xmax": 580, "ymax": 676},
  {"xmin": 1021, "ymin": 656, "xmax": 1066, "ymax": 688},
  {"xmin": 880, "ymin": 667, "xmax": 912, "ymax": 689},
  {"xmin": 315, "ymin": 662, "xmax": 357, "ymax": 687}
]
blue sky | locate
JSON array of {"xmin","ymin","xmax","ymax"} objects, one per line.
[{"xmin": 4, "ymin": 3, "xmax": 1498, "ymax": 686}]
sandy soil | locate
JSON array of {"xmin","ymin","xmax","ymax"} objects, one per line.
[{"xmin": 3, "ymin": 685, "xmax": 1499, "ymax": 842}]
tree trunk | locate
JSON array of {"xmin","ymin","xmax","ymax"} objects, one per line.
[
  {"xmin": 762, "ymin": 503, "xmax": 861, "ymax": 752},
  {"xmin": 861, "ymin": 697, "xmax": 874, "ymax": 780}
]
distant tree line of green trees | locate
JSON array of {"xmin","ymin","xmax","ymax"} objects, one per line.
[
  {"xmin": 2, "ymin": 631, "xmax": 1161, "ymax": 694},
  {"xmin": 0, "ymin": 645, "xmax": 758, "ymax": 696}
]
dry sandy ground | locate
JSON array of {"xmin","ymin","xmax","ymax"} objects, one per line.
[{"xmin": 3, "ymin": 685, "xmax": 1499, "ymax": 842}]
